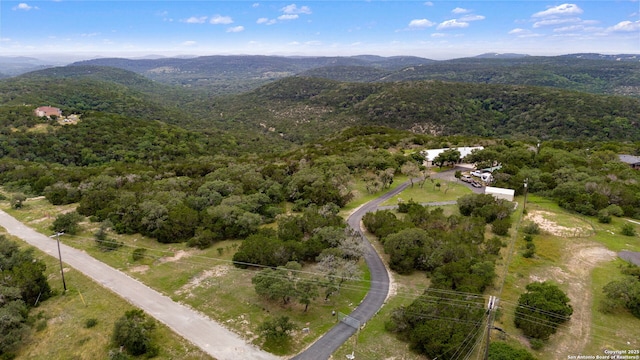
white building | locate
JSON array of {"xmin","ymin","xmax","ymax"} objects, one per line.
[
  {"xmin": 420, "ymin": 146, "xmax": 484, "ymax": 167},
  {"xmin": 485, "ymin": 186, "xmax": 515, "ymax": 202}
]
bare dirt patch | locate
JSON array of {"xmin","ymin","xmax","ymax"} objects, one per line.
[
  {"xmin": 525, "ymin": 210, "xmax": 592, "ymax": 237},
  {"xmin": 129, "ymin": 265, "xmax": 150, "ymax": 273},
  {"xmin": 528, "ymin": 242, "xmax": 616, "ymax": 359},
  {"xmin": 158, "ymin": 250, "xmax": 192, "ymax": 263},
  {"xmin": 175, "ymin": 265, "xmax": 230, "ymax": 297}
]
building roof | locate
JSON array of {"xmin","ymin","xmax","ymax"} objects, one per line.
[
  {"xmin": 485, "ymin": 186, "xmax": 515, "ymax": 196},
  {"xmin": 35, "ymin": 106, "xmax": 62, "ymax": 117},
  {"xmin": 619, "ymin": 154, "xmax": 640, "ymax": 165},
  {"xmin": 420, "ymin": 146, "xmax": 484, "ymax": 161}
]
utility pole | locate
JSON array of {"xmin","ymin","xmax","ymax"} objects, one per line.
[
  {"xmin": 523, "ymin": 178, "xmax": 529, "ymax": 212},
  {"xmin": 50, "ymin": 232, "xmax": 67, "ymax": 292},
  {"xmin": 484, "ymin": 295, "xmax": 498, "ymax": 360}
]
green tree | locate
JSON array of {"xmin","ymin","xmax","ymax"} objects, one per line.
[
  {"xmin": 488, "ymin": 342, "xmax": 536, "ymax": 360},
  {"xmin": 600, "ymin": 275, "xmax": 640, "ymax": 318},
  {"xmin": 10, "ymin": 194, "xmax": 26, "ymax": 209},
  {"xmin": 111, "ymin": 309, "xmax": 157, "ymax": 357},
  {"xmin": 50, "ymin": 211, "xmax": 84, "ymax": 235},
  {"xmin": 400, "ymin": 161, "xmax": 421, "ymax": 187},
  {"xmin": 514, "ymin": 282, "xmax": 573, "ymax": 340},
  {"xmin": 252, "ymin": 267, "xmax": 296, "ymax": 305},
  {"xmin": 259, "ymin": 315, "xmax": 296, "ymax": 344},
  {"xmin": 621, "ymin": 223, "xmax": 636, "ymax": 237},
  {"xmin": 386, "ymin": 291, "xmax": 485, "ymax": 358}
]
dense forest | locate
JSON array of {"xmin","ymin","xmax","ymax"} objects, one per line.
[{"xmin": 1, "ymin": 54, "xmax": 640, "ymax": 359}]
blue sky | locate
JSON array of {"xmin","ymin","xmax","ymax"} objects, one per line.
[{"xmin": 1, "ymin": 1, "xmax": 638, "ymax": 60}]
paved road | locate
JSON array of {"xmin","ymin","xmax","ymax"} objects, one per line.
[
  {"xmin": 0, "ymin": 210, "xmax": 277, "ymax": 360},
  {"xmin": 291, "ymin": 181, "xmax": 412, "ymax": 360}
]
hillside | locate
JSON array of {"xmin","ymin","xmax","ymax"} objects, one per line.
[
  {"xmin": 70, "ymin": 54, "xmax": 640, "ymax": 97},
  {"xmin": 302, "ymin": 57, "xmax": 640, "ymax": 97},
  {"xmin": 212, "ymin": 77, "xmax": 640, "ymax": 143},
  {"xmin": 70, "ymin": 55, "xmax": 435, "ymax": 95}
]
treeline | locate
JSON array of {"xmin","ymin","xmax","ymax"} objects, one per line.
[
  {"xmin": 466, "ymin": 140, "xmax": 640, "ymax": 218},
  {"xmin": 214, "ymin": 77, "xmax": 640, "ymax": 144},
  {"xmin": 0, "ymin": 237, "xmax": 52, "ymax": 359}
]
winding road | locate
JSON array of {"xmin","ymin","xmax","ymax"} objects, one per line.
[
  {"xmin": 292, "ymin": 168, "xmax": 481, "ymax": 359},
  {"xmin": 291, "ymin": 181, "xmax": 413, "ymax": 360}
]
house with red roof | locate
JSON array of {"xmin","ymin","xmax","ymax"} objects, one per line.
[{"xmin": 34, "ymin": 106, "xmax": 62, "ymax": 118}]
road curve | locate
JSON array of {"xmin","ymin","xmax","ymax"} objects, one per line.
[
  {"xmin": 291, "ymin": 181, "xmax": 412, "ymax": 360},
  {"xmin": 0, "ymin": 210, "xmax": 278, "ymax": 360}
]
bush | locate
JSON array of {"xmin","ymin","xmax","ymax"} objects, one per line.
[
  {"xmin": 597, "ymin": 210, "xmax": 612, "ymax": 224},
  {"xmin": 85, "ymin": 318, "xmax": 98, "ymax": 328},
  {"xmin": 132, "ymin": 248, "xmax": 147, "ymax": 262},
  {"xmin": 10, "ymin": 193, "xmax": 26, "ymax": 209},
  {"xmin": 522, "ymin": 221, "xmax": 540, "ymax": 235},
  {"xmin": 492, "ymin": 218, "xmax": 512, "ymax": 236},
  {"xmin": 488, "ymin": 342, "xmax": 536, "ymax": 360},
  {"xmin": 50, "ymin": 212, "xmax": 84, "ymax": 235},
  {"xmin": 621, "ymin": 223, "xmax": 636, "ymax": 236},
  {"xmin": 514, "ymin": 282, "xmax": 573, "ymax": 340},
  {"xmin": 112, "ymin": 310, "xmax": 156, "ymax": 357}
]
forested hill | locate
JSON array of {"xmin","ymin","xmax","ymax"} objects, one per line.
[
  {"xmin": 213, "ymin": 77, "xmax": 640, "ymax": 143},
  {"xmin": 301, "ymin": 56, "xmax": 640, "ymax": 97},
  {"xmin": 71, "ymin": 55, "xmax": 436, "ymax": 95},
  {"xmin": 70, "ymin": 54, "xmax": 640, "ymax": 97}
]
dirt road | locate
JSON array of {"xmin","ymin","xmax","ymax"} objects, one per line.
[{"xmin": 0, "ymin": 210, "xmax": 278, "ymax": 360}]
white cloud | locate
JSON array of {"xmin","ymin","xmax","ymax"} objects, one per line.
[
  {"xmin": 281, "ymin": 4, "xmax": 312, "ymax": 15},
  {"xmin": 227, "ymin": 26, "xmax": 245, "ymax": 33},
  {"xmin": 424, "ymin": 1, "xmax": 434, "ymax": 6},
  {"xmin": 608, "ymin": 20, "xmax": 640, "ymax": 32},
  {"xmin": 257, "ymin": 17, "xmax": 276, "ymax": 25},
  {"xmin": 508, "ymin": 28, "xmax": 540, "ymax": 37},
  {"xmin": 533, "ymin": 17, "xmax": 579, "ymax": 28},
  {"xmin": 0, "ymin": 37, "xmax": 11, "ymax": 42},
  {"xmin": 437, "ymin": 19, "xmax": 469, "ymax": 30},
  {"xmin": 553, "ymin": 25, "xmax": 584, "ymax": 32},
  {"xmin": 408, "ymin": 19, "xmax": 435, "ymax": 29},
  {"xmin": 431, "ymin": 33, "xmax": 446, "ymax": 38},
  {"xmin": 12, "ymin": 3, "xmax": 38, "ymax": 10},
  {"xmin": 460, "ymin": 14, "xmax": 485, "ymax": 22},
  {"xmin": 252, "ymin": 3, "xmax": 260, "ymax": 7},
  {"xmin": 182, "ymin": 41, "xmax": 197, "ymax": 46},
  {"xmin": 210, "ymin": 15, "xmax": 233, "ymax": 25},
  {"xmin": 184, "ymin": 16, "xmax": 207, "ymax": 24},
  {"xmin": 452, "ymin": 7, "xmax": 470, "ymax": 14},
  {"xmin": 278, "ymin": 14, "xmax": 299, "ymax": 20},
  {"xmin": 533, "ymin": 3, "xmax": 583, "ymax": 18}
]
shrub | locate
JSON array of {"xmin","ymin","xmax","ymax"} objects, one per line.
[
  {"xmin": 492, "ymin": 218, "xmax": 512, "ymax": 236},
  {"xmin": 522, "ymin": 221, "xmax": 540, "ymax": 235},
  {"xmin": 85, "ymin": 318, "xmax": 98, "ymax": 328},
  {"xmin": 132, "ymin": 248, "xmax": 147, "ymax": 262},
  {"xmin": 621, "ymin": 223, "xmax": 636, "ymax": 236},
  {"xmin": 597, "ymin": 210, "xmax": 612, "ymax": 224},
  {"xmin": 111, "ymin": 310, "xmax": 156, "ymax": 357},
  {"xmin": 50, "ymin": 212, "xmax": 84, "ymax": 235},
  {"xmin": 514, "ymin": 282, "xmax": 573, "ymax": 340}
]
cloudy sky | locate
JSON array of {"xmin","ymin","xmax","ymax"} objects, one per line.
[{"xmin": 1, "ymin": 1, "xmax": 638, "ymax": 60}]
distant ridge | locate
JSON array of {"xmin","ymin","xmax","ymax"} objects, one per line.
[{"xmin": 474, "ymin": 52, "xmax": 530, "ymax": 59}]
